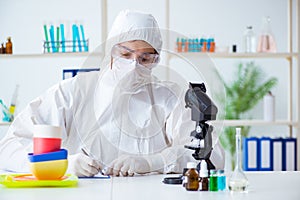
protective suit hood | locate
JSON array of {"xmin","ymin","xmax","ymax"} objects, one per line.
[{"xmin": 106, "ymin": 10, "xmax": 163, "ymax": 55}]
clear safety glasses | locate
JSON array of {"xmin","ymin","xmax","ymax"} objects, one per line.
[{"xmin": 111, "ymin": 44, "xmax": 160, "ymax": 67}]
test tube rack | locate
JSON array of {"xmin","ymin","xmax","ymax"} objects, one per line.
[{"xmin": 43, "ymin": 39, "xmax": 89, "ymax": 53}]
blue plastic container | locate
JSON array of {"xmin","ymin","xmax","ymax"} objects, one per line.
[{"xmin": 28, "ymin": 149, "xmax": 68, "ymax": 162}]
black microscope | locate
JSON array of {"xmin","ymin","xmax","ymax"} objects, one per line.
[
  {"xmin": 184, "ymin": 82, "xmax": 218, "ymax": 171},
  {"xmin": 163, "ymin": 82, "xmax": 218, "ymax": 184}
]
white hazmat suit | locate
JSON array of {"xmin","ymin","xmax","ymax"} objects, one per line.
[{"xmin": 0, "ymin": 10, "xmax": 224, "ymax": 176}]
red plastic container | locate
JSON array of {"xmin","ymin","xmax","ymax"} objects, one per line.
[
  {"xmin": 33, "ymin": 138, "xmax": 61, "ymax": 154},
  {"xmin": 33, "ymin": 125, "xmax": 62, "ymax": 154}
]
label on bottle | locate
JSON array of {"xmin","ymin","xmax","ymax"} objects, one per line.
[
  {"xmin": 182, "ymin": 176, "xmax": 187, "ymax": 187},
  {"xmin": 209, "ymin": 176, "xmax": 218, "ymax": 191},
  {"xmin": 218, "ymin": 176, "xmax": 226, "ymax": 191},
  {"xmin": 186, "ymin": 169, "xmax": 199, "ymax": 191},
  {"xmin": 200, "ymin": 177, "xmax": 209, "ymax": 191}
]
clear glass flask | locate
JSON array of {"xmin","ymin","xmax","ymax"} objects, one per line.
[
  {"xmin": 228, "ymin": 127, "xmax": 248, "ymax": 192},
  {"xmin": 257, "ymin": 16, "xmax": 277, "ymax": 52}
]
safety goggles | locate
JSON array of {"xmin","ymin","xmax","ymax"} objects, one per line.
[{"xmin": 111, "ymin": 44, "xmax": 160, "ymax": 67}]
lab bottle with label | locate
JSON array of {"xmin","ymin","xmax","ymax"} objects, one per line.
[
  {"xmin": 0, "ymin": 43, "xmax": 5, "ymax": 54},
  {"xmin": 243, "ymin": 26, "xmax": 256, "ymax": 53},
  {"xmin": 5, "ymin": 37, "xmax": 13, "ymax": 54},
  {"xmin": 209, "ymin": 169, "xmax": 218, "ymax": 191},
  {"xmin": 199, "ymin": 160, "xmax": 209, "ymax": 191},
  {"xmin": 217, "ymin": 169, "xmax": 226, "ymax": 191},
  {"xmin": 185, "ymin": 162, "xmax": 199, "ymax": 191}
]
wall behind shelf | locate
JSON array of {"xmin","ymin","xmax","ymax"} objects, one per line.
[
  {"xmin": 167, "ymin": 0, "xmax": 298, "ymax": 137},
  {"xmin": 0, "ymin": 0, "xmax": 104, "ymax": 121},
  {"xmin": 0, "ymin": 0, "xmax": 103, "ymax": 54},
  {"xmin": 0, "ymin": 0, "xmax": 298, "ymax": 139},
  {"xmin": 169, "ymin": 0, "xmax": 289, "ymax": 53}
]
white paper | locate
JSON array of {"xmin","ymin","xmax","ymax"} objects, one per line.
[
  {"xmin": 261, "ymin": 140, "xmax": 271, "ymax": 168},
  {"xmin": 273, "ymin": 142, "xmax": 283, "ymax": 171},
  {"xmin": 286, "ymin": 142, "xmax": 296, "ymax": 171},
  {"xmin": 248, "ymin": 141, "xmax": 257, "ymax": 168}
]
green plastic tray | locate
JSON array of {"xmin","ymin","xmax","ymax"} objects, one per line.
[{"xmin": 0, "ymin": 173, "xmax": 78, "ymax": 188}]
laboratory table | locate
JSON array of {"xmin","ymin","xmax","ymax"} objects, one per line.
[{"xmin": 0, "ymin": 171, "xmax": 300, "ymax": 200}]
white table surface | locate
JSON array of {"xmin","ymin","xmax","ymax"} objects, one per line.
[{"xmin": 0, "ymin": 171, "xmax": 300, "ymax": 200}]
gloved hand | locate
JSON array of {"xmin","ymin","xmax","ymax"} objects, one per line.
[
  {"xmin": 106, "ymin": 155, "xmax": 150, "ymax": 176},
  {"xmin": 68, "ymin": 153, "xmax": 102, "ymax": 177}
]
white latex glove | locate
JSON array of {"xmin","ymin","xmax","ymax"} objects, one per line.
[
  {"xmin": 68, "ymin": 153, "xmax": 102, "ymax": 177},
  {"xmin": 106, "ymin": 155, "xmax": 150, "ymax": 176}
]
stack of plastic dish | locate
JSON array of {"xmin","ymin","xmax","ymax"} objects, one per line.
[
  {"xmin": 27, "ymin": 125, "xmax": 68, "ymax": 180},
  {"xmin": 28, "ymin": 149, "xmax": 68, "ymax": 180}
]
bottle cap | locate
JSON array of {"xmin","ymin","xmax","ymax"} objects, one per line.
[
  {"xmin": 232, "ymin": 45, "xmax": 237, "ymax": 52},
  {"xmin": 199, "ymin": 160, "xmax": 208, "ymax": 177},
  {"xmin": 187, "ymin": 162, "xmax": 197, "ymax": 169}
]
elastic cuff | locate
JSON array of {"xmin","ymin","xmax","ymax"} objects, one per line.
[{"xmin": 146, "ymin": 154, "xmax": 165, "ymax": 173}]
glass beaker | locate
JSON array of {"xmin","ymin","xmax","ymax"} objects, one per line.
[
  {"xmin": 228, "ymin": 127, "xmax": 248, "ymax": 192},
  {"xmin": 257, "ymin": 16, "xmax": 277, "ymax": 53}
]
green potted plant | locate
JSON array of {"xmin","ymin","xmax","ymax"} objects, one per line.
[{"xmin": 217, "ymin": 62, "xmax": 278, "ymax": 170}]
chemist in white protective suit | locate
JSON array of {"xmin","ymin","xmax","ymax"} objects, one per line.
[{"xmin": 0, "ymin": 10, "xmax": 224, "ymax": 177}]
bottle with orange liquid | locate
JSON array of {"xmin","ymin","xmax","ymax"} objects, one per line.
[{"xmin": 5, "ymin": 37, "xmax": 13, "ymax": 54}]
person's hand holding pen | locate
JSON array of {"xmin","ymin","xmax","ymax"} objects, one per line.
[
  {"xmin": 81, "ymin": 148, "xmax": 108, "ymax": 175},
  {"xmin": 67, "ymin": 148, "xmax": 102, "ymax": 177}
]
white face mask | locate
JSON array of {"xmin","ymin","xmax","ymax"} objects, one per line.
[{"xmin": 111, "ymin": 57, "xmax": 152, "ymax": 89}]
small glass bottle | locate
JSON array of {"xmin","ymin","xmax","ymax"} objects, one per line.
[
  {"xmin": 0, "ymin": 43, "xmax": 5, "ymax": 54},
  {"xmin": 201, "ymin": 39, "xmax": 207, "ymax": 52},
  {"xmin": 243, "ymin": 26, "xmax": 256, "ymax": 53},
  {"xmin": 176, "ymin": 38, "xmax": 182, "ymax": 52},
  {"xmin": 5, "ymin": 37, "xmax": 13, "ymax": 54},
  {"xmin": 185, "ymin": 162, "xmax": 199, "ymax": 191},
  {"xmin": 228, "ymin": 127, "xmax": 249, "ymax": 192},
  {"xmin": 257, "ymin": 16, "xmax": 277, "ymax": 53},
  {"xmin": 199, "ymin": 160, "xmax": 209, "ymax": 191},
  {"xmin": 217, "ymin": 169, "xmax": 226, "ymax": 191},
  {"xmin": 209, "ymin": 169, "xmax": 218, "ymax": 191}
]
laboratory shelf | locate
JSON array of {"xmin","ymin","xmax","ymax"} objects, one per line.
[
  {"xmin": 210, "ymin": 120, "xmax": 297, "ymax": 127},
  {"xmin": 0, "ymin": 52, "xmax": 102, "ymax": 59},
  {"xmin": 172, "ymin": 52, "xmax": 298, "ymax": 59},
  {"xmin": 0, "ymin": 122, "xmax": 11, "ymax": 126}
]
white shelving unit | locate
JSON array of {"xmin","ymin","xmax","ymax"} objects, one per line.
[
  {"xmin": 210, "ymin": 120, "xmax": 297, "ymax": 127},
  {"xmin": 0, "ymin": 122, "xmax": 11, "ymax": 126},
  {"xmin": 0, "ymin": 52, "xmax": 102, "ymax": 59},
  {"xmin": 172, "ymin": 52, "xmax": 298, "ymax": 59},
  {"xmin": 170, "ymin": 51, "xmax": 297, "ymax": 131},
  {"xmin": 165, "ymin": 0, "xmax": 300, "ymax": 169},
  {"xmin": 1, "ymin": 0, "xmax": 299, "ymax": 168}
]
